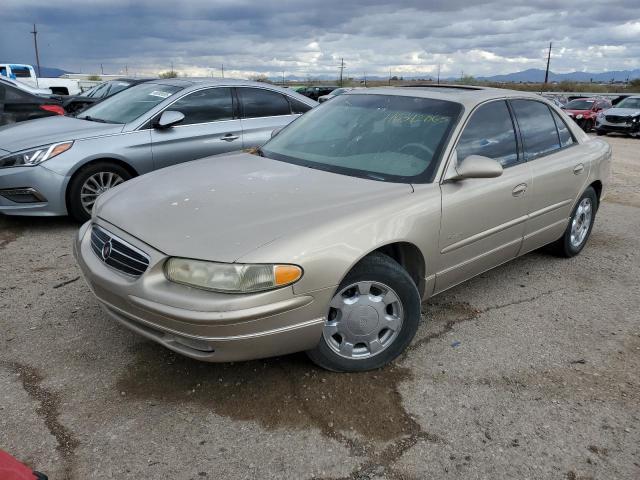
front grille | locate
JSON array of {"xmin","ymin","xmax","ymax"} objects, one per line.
[
  {"xmin": 90, "ymin": 225, "xmax": 150, "ymax": 277},
  {"xmin": 605, "ymin": 115, "xmax": 629, "ymax": 124}
]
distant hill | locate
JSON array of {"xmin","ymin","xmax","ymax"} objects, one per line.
[
  {"xmin": 273, "ymin": 68, "xmax": 640, "ymax": 84},
  {"xmin": 476, "ymin": 68, "xmax": 640, "ymax": 83}
]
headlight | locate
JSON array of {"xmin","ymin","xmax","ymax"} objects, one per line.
[
  {"xmin": 0, "ymin": 141, "xmax": 73, "ymax": 168},
  {"xmin": 597, "ymin": 112, "xmax": 604, "ymax": 119},
  {"xmin": 576, "ymin": 114, "xmax": 583, "ymax": 120},
  {"xmin": 165, "ymin": 258, "xmax": 303, "ymax": 293}
]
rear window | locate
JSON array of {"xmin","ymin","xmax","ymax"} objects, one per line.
[
  {"xmin": 239, "ymin": 88, "xmax": 291, "ymax": 118},
  {"xmin": 12, "ymin": 66, "xmax": 32, "ymax": 78},
  {"xmin": 511, "ymin": 100, "xmax": 561, "ymax": 160}
]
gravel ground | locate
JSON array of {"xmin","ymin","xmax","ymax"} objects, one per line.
[{"xmin": 1, "ymin": 134, "xmax": 639, "ymax": 480}]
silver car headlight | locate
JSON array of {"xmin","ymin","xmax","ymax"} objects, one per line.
[
  {"xmin": 575, "ymin": 114, "xmax": 583, "ymax": 120},
  {"xmin": 0, "ymin": 141, "xmax": 73, "ymax": 168},
  {"xmin": 597, "ymin": 112, "xmax": 605, "ymax": 119},
  {"xmin": 165, "ymin": 258, "xmax": 303, "ymax": 293}
]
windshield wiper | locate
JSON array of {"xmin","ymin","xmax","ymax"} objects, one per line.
[{"xmin": 79, "ymin": 115, "xmax": 107, "ymax": 123}]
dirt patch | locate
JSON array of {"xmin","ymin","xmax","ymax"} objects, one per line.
[
  {"xmin": 1, "ymin": 361, "xmax": 79, "ymax": 480},
  {"xmin": 587, "ymin": 231, "xmax": 626, "ymax": 250},
  {"xmin": 118, "ymin": 346, "xmax": 420, "ymax": 444},
  {"xmin": 0, "ymin": 228, "xmax": 22, "ymax": 249}
]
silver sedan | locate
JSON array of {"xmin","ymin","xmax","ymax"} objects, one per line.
[{"xmin": 0, "ymin": 78, "xmax": 316, "ymax": 221}]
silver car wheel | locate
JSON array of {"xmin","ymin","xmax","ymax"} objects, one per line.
[
  {"xmin": 80, "ymin": 172, "xmax": 124, "ymax": 214},
  {"xmin": 570, "ymin": 198, "xmax": 592, "ymax": 248},
  {"xmin": 323, "ymin": 281, "xmax": 404, "ymax": 359}
]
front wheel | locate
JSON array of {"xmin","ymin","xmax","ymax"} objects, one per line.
[
  {"xmin": 546, "ymin": 187, "xmax": 598, "ymax": 258},
  {"xmin": 67, "ymin": 162, "xmax": 132, "ymax": 222},
  {"xmin": 306, "ymin": 252, "xmax": 421, "ymax": 372}
]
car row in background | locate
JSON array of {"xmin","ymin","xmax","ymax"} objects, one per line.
[
  {"xmin": 595, "ymin": 95, "xmax": 640, "ymax": 137},
  {"xmin": 561, "ymin": 97, "xmax": 612, "ymax": 132},
  {"xmin": 0, "ymin": 79, "xmax": 316, "ymax": 221},
  {"xmin": 63, "ymin": 78, "xmax": 154, "ymax": 115},
  {"xmin": 0, "ymin": 76, "xmax": 65, "ymax": 125}
]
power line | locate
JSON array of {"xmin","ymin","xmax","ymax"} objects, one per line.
[
  {"xmin": 544, "ymin": 42, "xmax": 552, "ymax": 85},
  {"xmin": 30, "ymin": 24, "xmax": 41, "ymax": 81},
  {"xmin": 338, "ymin": 58, "xmax": 346, "ymax": 86}
]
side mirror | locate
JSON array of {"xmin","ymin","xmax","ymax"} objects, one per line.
[
  {"xmin": 448, "ymin": 154, "xmax": 503, "ymax": 181},
  {"xmin": 271, "ymin": 127, "xmax": 283, "ymax": 138},
  {"xmin": 155, "ymin": 110, "xmax": 184, "ymax": 129}
]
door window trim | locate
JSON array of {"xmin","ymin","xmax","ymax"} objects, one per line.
[
  {"xmin": 136, "ymin": 85, "xmax": 238, "ymax": 131},
  {"xmin": 507, "ymin": 98, "xmax": 577, "ymax": 162},
  {"xmin": 236, "ymin": 85, "xmax": 306, "ymax": 119},
  {"xmin": 440, "ymin": 98, "xmax": 523, "ymax": 184}
]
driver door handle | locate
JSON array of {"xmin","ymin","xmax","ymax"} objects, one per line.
[
  {"xmin": 573, "ymin": 163, "xmax": 584, "ymax": 175},
  {"xmin": 512, "ymin": 183, "xmax": 527, "ymax": 197},
  {"xmin": 221, "ymin": 134, "xmax": 239, "ymax": 142}
]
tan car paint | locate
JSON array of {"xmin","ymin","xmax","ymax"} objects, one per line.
[{"xmin": 76, "ymin": 87, "xmax": 611, "ymax": 363}]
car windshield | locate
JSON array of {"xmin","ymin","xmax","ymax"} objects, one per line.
[
  {"xmin": 564, "ymin": 99, "xmax": 595, "ymax": 110},
  {"xmin": 616, "ymin": 98, "xmax": 640, "ymax": 109},
  {"xmin": 78, "ymin": 83, "xmax": 181, "ymax": 124},
  {"xmin": 262, "ymin": 94, "xmax": 462, "ymax": 183}
]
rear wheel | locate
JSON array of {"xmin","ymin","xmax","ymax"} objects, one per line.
[
  {"xmin": 307, "ymin": 252, "xmax": 421, "ymax": 372},
  {"xmin": 546, "ymin": 187, "xmax": 597, "ymax": 258},
  {"xmin": 67, "ymin": 162, "xmax": 132, "ymax": 222}
]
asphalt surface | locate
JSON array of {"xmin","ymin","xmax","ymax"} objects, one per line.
[{"xmin": 1, "ymin": 134, "xmax": 639, "ymax": 480}]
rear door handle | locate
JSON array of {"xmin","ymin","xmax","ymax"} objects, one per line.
[
  {"xmin": 512, "ymin": 183, "xmax": 527, "ymax": 197},
  {"xmin": 221, "ymin": 134, "xmax": 239, "ymax": 142},
  {"xmin": 573, "ymin": 163, "xmax": 584, "ymax": 175}
]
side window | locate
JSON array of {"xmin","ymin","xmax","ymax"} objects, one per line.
[
  {"xmin": 456, "ymin": 100, "xmax": 519, "ymax": 167},
  {"xmin": 239, "ymin": 88, "xmax": 291, "ymax": 118},
  {"xmin": 550, "ymin": 109, "xmax": 575, "ymax": 148},
  {"xmin": 511, "ymin": 100, "xmax": 561, "ymax": 160},
  {"xmin": 288, "ymin": 97, "xmax": 312, "ymax": 114},
  {"xmin": 169, "ymin": 87, "xmax": 233, "ymax": 125}
]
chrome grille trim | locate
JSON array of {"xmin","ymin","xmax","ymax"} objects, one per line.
[{"xmin": 90, "ymin": 225, "xmax": 150, "ymax": 277}]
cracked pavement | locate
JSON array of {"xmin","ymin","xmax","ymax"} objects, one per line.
[{"xmin": 1, "ymin": 135, "xmax": 639, "ymax": 479}]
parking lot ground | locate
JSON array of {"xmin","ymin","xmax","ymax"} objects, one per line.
[{"xmin": 1, "ymin": 135, "xmax": 639, "ymax": 480}]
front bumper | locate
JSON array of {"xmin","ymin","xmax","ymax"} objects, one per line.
[
  {"xmin": 74, "ymin": 221, "xmax": 331, "ymax": 362},
  {"xmin": 596, "ymin": 118, "xmax": 640, "ymax": 135},
  {"xmin": 0, "ymin": 165, "xmax": 69, "ymax": 216}
]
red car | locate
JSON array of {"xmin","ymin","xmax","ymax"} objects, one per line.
[{"xmin": 562, "ymin": 97, "xmax": 612, "ymax": 132}]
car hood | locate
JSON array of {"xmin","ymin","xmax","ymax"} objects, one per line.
[
  {"xmin": 0, "ymin": 115, "xmax": 123, "ymax": 153},
  {"xmin": 96, "ymin": 152, "xmax": 413, "ymax": 262},
  {"xmin": 602, "ymin": 107, "xmax": 640, "ymax": 117}
]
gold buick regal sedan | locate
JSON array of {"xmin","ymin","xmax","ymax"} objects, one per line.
[{"xmin": 74, "ymin": 86, "xmax": 611, "ymax": 372}]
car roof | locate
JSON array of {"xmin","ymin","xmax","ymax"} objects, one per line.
[
  {"xmin": 144, "ymin": 78, "xmax": 318, "ymax": 103},
  {"xmin": 345, "ymin": 84, "xmax": 546, "ymax": 108}
]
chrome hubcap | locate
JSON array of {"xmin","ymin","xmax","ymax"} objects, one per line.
[
  {"xmin": 80, "ymin": 172, "xmax": 124, "ymax": 214},
  {"xmin": 570, "ymin": 198, "xmax": 592, "ymax": 248},
  {"xmin": 323, "ymin": 281, "xmax": 403, "ymax": 359}
]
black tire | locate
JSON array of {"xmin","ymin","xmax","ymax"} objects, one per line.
[
  {"xmin": 67, "ymin": 161, "xmax": 132, "ymax": 222},
  {"xmin": 306, "ymin": 252, "xmax": 421, "ymax": 372},
  {"xmin": 546, "ymin": 187, "xmax": 598, "ymax": 258}
]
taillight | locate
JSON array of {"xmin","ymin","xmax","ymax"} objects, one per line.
[{"xmin": 40, "ymin": 104, "xmax": 65, "ymax": 115}]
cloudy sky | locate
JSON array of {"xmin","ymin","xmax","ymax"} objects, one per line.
[{"xmin": 2, "ymin": 0, "xmax": 639, "ymax": 79}]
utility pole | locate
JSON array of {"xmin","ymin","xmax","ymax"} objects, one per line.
[
  {"xmin": 221, "ymin": 64, "xmax": 224, "ymax": 78},
  {"xmin": 282, "ymin": 71, "xmax": 285, "ymax": 86},
  {"xmin": 125, "ymin": 65, "xmax": 128, "ymax": 76},
  {"xmin": 338, "ymin": 58, "xmax": 345, "ymax": 86},
  {"xmin": 389, "ymin": 68, "xmax": 392, "ymax": 86},
  {"xmin": 30, "ymin": 24, "xmax": 41, "ymax": 81},
  {"xmin": 544, "ymin": 42, "xmax": 552, "ymax": 85},
  {"xmin": 100, "ymin": 63, "xmax": 104, "ymax": 75},
  {"xmin": 363, "ymin": 72, "xmax": 367, "ymax": 87},
  {"xmin": 171, "ymin": 62, "xmax": 174, "ymax": 75},
  {"xmin": 437, "ymin": 63, "xmax": 441, "ymax": 85}
]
